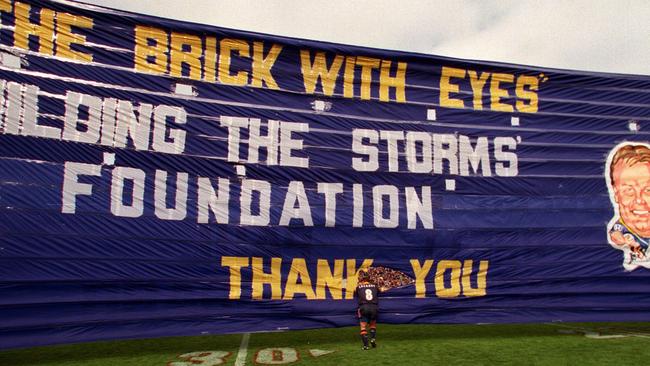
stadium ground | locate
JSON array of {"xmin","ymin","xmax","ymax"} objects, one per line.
[{"xmin": 2, "ymin": 322, "xmax": 650, "ymax": 365}]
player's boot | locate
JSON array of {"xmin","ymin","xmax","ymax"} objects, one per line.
[
  {"xmin": 370, "ymin": 338, "xmax": 376, "ymax": 348},
  {"xmin": 362, "ymin": 345, "xmax": 369, "ymax": 350},
  {"xmin": 360, "ymin": 332, "xmax": 369, "ymax": 349}
]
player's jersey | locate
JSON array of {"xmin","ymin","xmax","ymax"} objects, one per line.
[{"xmin": 356, "ymin": 282, "xmax": 378, "ymax": 305}]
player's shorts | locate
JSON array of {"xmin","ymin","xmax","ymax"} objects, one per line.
[{"xmin": 357, "ymin": 304, "xmax": 378, "ymax": 323}]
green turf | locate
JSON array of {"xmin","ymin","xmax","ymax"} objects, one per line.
[{"xmin": 2, "ymin": 323, "xmax": 650, "ymax": 365}]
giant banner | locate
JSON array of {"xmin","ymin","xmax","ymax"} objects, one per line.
[{"xmin": 1, "ymin": 0, "xmax": 650, "ymax": 350}]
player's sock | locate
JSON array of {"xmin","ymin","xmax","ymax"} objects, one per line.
[{"xmin": 370, "ymin": 328, "xmax": 376, "ymax": 347}]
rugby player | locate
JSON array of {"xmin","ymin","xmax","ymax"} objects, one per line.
[{"xmin": 355, "ymin": 270, "xmax": 379, "ymax": 350}]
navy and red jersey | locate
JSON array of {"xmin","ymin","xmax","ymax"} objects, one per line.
[{"xmin": 355, "ymin": 282, "xmax": 379, "ymax": 305}]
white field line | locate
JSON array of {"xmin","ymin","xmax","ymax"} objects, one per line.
[{"xmin": 234, "ymin": 333, "xmax": 250, "ymax": 366}]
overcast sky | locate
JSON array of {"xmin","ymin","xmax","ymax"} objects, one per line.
[{"xmin": 74, "ymin": 0, "xmax": 650, "ymax": 76}]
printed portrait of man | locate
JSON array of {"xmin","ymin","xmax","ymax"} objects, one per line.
[{"xmin": 606, "ymin": 143, "xmax": 650, "ymax": 271}]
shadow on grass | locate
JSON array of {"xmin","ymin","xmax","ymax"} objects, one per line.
[
  {"xmin": 0, "ymin": 333, "xmax": 242, "ymax": 365},
  {"xmin": 2, "ymin": 322, "xmax": 650, "ymax": 365},
  {"xmin": 270, "ymin": 323, "xmax": 560, "ymax": 346}
]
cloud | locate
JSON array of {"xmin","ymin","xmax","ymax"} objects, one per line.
[
  {"xmin": 431, "ymin": 0, "xmax": 650, "ymax": 75},
  {"xmin": 76, "ymin": 0, "xmax": 650, "ymax": 75}
]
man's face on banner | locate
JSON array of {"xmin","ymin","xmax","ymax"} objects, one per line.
[{"xmin": 613, "ymin": 160, "xmax": 650, "ymax": 237}]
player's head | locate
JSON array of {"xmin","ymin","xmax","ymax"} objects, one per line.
[
  {"xmin": 358, "ymin": 269, "xmax": 370, "ymax": 282},
  {"xmin": 610, "ymin": 144, "xmax": 650, "ymax": 237}
]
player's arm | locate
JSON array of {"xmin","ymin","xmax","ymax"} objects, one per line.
[
  {"xmin": 610, "ymin": 230, "xmax": 627, "ymax": 246},
  {"xmin": 610, "ymin": 225, "xmax": 641, "ymax": 248}
]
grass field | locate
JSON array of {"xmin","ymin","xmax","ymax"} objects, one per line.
[{"xmin": 2, "ymin": 322, "xmax": 650, "ymax": 365}]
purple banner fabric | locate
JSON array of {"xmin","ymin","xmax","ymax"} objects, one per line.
[{"xmin": 1, "ymin": 0, "xmax": 650, "ymax": 349}]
